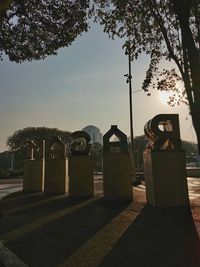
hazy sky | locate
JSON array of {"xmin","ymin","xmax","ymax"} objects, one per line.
[{"xmin": 0, "ymin": 23, "xmax": 197, "ymax": 152}]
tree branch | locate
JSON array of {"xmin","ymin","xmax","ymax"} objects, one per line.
[
  {"xmin": 170, "ymin": 0, "xmax": 200, "ymax": 93},
  {"xmin": 148, "ymin": 0, "xmax": 184, "ymax": 78}
]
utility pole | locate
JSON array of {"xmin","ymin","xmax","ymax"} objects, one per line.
[{"xmin": 125, "ymin": 44, "xmax": 136, "ymax": 183}]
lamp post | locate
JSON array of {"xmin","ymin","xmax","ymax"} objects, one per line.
[{"xmin": 125, "ymin": 43, "xmax": 136, "ymax": 183}]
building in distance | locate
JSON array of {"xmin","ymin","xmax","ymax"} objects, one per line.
[{"xmin": 82, "ymin": 125, "xmax": 103, "ymax": 145}]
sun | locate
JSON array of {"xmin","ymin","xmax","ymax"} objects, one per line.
[
  {"xmin": 158, "ymin": 81, "xmax": 184, "ymax": 106},
  {"xmin": 159, "ymin": 91, "xmax": 172, "ymax": 105}
]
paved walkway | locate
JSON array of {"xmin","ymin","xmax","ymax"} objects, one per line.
[
  {"xmin": 0, "ymin": 177, "xmax": 200, "ymax": 267},
  {"xmin": 0, "ymin": 178, "xmax": 23, "ymax": 200}
]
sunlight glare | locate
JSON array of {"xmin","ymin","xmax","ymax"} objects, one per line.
[{"xmin": 159, "ymin": 91, "xmax": 172, "ymax": 105}]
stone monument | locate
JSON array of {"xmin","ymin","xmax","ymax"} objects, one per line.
[
  {"xmin": 44, "ymin": 136, "xmax": 68, "ymax": 194},
  {"xmin": 23, "ymin": 140, "xmax": 45, "ymax": 192},
  {"xmin": 69, "ymin": 131, "xmax": 93, "ymax": 197},
  {"xmin": 143, "ymin": 114, "xmax": 189, "ymax": 208},
  {"xmin": 103, "ymin": 125, "xmax": 133, "ymax": 201}
]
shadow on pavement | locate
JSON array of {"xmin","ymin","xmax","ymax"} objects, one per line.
[
  {"xmin": 4, "ymin": 196, "xmax": 131, "ymax": 267},
  {"xmin": 99, "ymin": 204, "xmax": 200, "ymax": 267}
]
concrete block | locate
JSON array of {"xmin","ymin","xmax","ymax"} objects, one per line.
[
  {"xmin": 143, "ymin": 150, "xmax": 189, "ymax": 208},
  {"xmin": 44, "ymin": 159, "xmax": 68, "ymax": 194},
  {"xmin": 23, "ymin": 159, "xmax": 44, "ymax": 192},
  {"xmin": 103, "ymin": 154, "xmax": 133, "ymax": 201},
  {"xmin": 69, "ymin": 155, "xmax": 93, "ymax": 197}
]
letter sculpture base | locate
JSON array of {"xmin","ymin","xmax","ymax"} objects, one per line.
[
  {"xmin": 69, "ymin": 156, "xmax": 93, "ymax": 197},
  {"xmin": 143, "ymin": 150, "xmax": 189, "ymax": 208},
  {"xmin": 23, "ymin": 159, "xmax": 44, "ymax": 192},
  {"xmin": 103, "ymin": 154, "xmax": 133, "ymax": 201},
  {"xmin": 44, "ymin": 159, "xmax": 68, "ymax": 194}
]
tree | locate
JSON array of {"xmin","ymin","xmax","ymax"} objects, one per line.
[
  {"xmin": 7, "ymin": 127, "xmax": 71, "ymax": 161},
  {"xmin": 0, "ymin": 0, "xmax": 90, "ymax": 62},
  {"xmin": 182, "ymin": 139, "xmax": 198, "ymax": 155},
  {"xmin": 0, "ymin": 151, "xmax": 12, "ymax": 171},
  {"xmin": 131, "ymin": 135, "xmax": 198, "ymax": 170},
  {"xmin": 2, "ymin": 1, "xmax": 200, "ymax": 154},
  {"xmin": 90, "ymin": 142, "xmax": 103, "ymax": 171},
  {"xmin": 93, "ymin": 0, "xmax": 200, "ymax": 154}
]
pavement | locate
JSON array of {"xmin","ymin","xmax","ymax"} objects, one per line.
[
  {"xmin": 0, "ymin": 176, "xmax": 200, "ymax": 267},
  {"xmin": 0, "ymin": 179, "xmax": 23, "ymax": 200}
]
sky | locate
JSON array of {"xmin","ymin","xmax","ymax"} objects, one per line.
[{"xmin": 0, "ymin": 23, "xmax": 197, "ymax": 152}]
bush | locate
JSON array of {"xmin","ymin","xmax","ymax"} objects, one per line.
[
  {"xmin": 0, "ymin": 169, "xmax": 9, "ymax": 179},
  {"xmin": 0, "ymin": 169, "xmax": 23, "ymax": 179}
]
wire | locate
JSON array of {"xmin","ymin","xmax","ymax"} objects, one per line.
[{"xmin": 132, "ymin": 89, "xmax": 144, "ymax": 94}]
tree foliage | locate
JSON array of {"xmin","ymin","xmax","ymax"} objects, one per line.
[
  {"xmin": 93, "ymin": 0, "xmax": 200, "ymax": 153},
  {"xmin": 90, "ymin": 142, "xmax": 103, "ymax": 171},
  {"xmin": 132, "ymin": 135, "xmax": 198, "ymax": 170},
  {"xmin": 5, "ymin": 127, "xmax": 199, "ymax": 171},
  {"xmin": 182, "ymin": 139, "xmax": 198, "ymax": 156},
  {"xmin": 1, "ymin": 1, "xmax": 200, "ymax": 153},
  {"xmin": 7, "ymin": 127, "xmax": 71, "ymax": 160},
  {"xmin": 0, "ymin": 0, "xmax": 90, "ymax": 62},
  {"xmin": 93, "ymin": 1, "xmax": 198, "ymax": 101}
]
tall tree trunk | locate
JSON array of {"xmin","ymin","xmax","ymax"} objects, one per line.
[
  {"xmin": 190, "ymin": 102, "xmax": 200, "ymax": 155},
  {"xmin": 171, "ymin": 0, "xmax": 200, "ymax": 154}
]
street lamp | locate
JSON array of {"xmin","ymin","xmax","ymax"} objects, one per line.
[{"xmin": 124, "ymin": 43, "xmax": 136, "ymax": 183}]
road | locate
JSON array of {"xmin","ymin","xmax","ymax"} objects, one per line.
[
  {"xmin": 0, "ymin": 176, "xmax": 199, "ymax": 267},
  {"xmin": 0, "ymin": 176, "xmax": 199, "ymax": 200},
  {"xmin": 135, "ymin": 177, "xmax": 200, "ymax": 200},
  {"xmin": 0, "ymin": 178, "xmax": 23, "ymax": 200},
  {"xmin": 0, "ymin": 176, "xmax": 103, "ymax": 200}
]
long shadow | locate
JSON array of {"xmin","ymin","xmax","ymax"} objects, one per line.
[
  {"xmin": 100, "ymin": 204, "xmax": 200, "ymax": 267},
  {"xmin": 0, "ymin": 194, "xmax": 92, "ymax": 234},
  {"xmin": 5, "ymin": 197, "xmax": 131, "ymax": 267}
]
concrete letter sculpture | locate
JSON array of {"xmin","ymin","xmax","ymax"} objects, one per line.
[
  {"xmin": 143, "ymin": 114, "xmax": 189, "ymax": 207},
  {"xmin": 144, "ymin": 114, "xmax": 181, "ymax": 151},
  {"xmin": 23, "ymin": 140, "xmax": 45, "ymax": 192},
  {"xmin": 45, "ymin": 136, "xmax": 68, "ymax": 194},
  {"xmin": 70, "ymin": 131, "xmax": 92, "ymax": 155},
  {"xmin": 69, "ymin": 131, "xmax": 93, "ymax": 197},
  {"xmin": 103, "ymin": 125, "xmax": 133, "ymax": 201}
]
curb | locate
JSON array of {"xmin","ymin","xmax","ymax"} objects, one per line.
[{"xmin": 0, "ymin": 242, "xmax": 29, "ymax": 267}]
